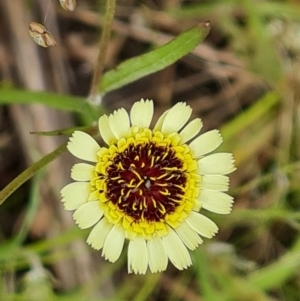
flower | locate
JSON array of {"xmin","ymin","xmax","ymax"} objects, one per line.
[{"xmin": 60, "ymin": 99, "xmax": 236, "ymax": 274}]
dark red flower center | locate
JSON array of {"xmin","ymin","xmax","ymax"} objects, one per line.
[{"xmin": 104, "ymin": 142, "xmax": 187, "ymax": 222}]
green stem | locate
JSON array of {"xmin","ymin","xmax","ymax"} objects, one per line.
[
  {"xmin": 0, "ymin": 143, "xmax": 67, "ymax": 206},
  {"xmin": 89, "ymin": 0, "xmax": 116, "ymax": 102}
]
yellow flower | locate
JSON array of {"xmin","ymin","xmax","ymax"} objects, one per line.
[{"xmin": 61, "ymin": 99, "xmax": 236, "ymax": 274}]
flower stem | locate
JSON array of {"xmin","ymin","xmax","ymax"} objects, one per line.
[
  {"xmin": 88, "ymin": 0, "xmax": 116, "ymax": 104},
  {"xmin": 0, "ymin": 143, "xmax": 67, "ymax": 206}
]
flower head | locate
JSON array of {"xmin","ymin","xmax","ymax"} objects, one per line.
[{"xmin": 61, "ymin": 99, "xmax": 236, "ymax": 274}]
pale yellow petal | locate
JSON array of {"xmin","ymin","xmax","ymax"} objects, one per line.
[
  {"xmin": 161, "ymin": 102, "xmax": 192, "ymax": 134},
  {"xmin": 108, "ymin": 108, "xmax": 130, "ymax": 139},
  {"xmin": 102, "ymin": 225, "xmax": 125, "ymax": 262},
  {"xmin": 61, "ymin": 182, "xmax": 89, "ymax": 210},
  {"xmin": 128, "ymin": 237, "xmax": 149, "ymax": 274},
  {"xmin": 193, "ymin": 199, "xmax": 201, "ymax": 211},
  {"xmin": 186, "ymin": 211, "xmax": 218, "ymax": 238},
  {"xmin": 199, "ymin": 190, "xmax": 233, "ymax": 214},
  {"xmin": 201, "ymin": 175, "xmax": 229, "ymax": 191},
  {"xmin": 153, "ymin": 110, "xmax": 169, "ymax": 131},
  {"xmin": 98, "ymin": 114, "xmax": 116, "ymax": 145},
  {"xmin": 198, "ymin": 153, "xmax": 236, "ymax": 175},
  {"xmin": 67, "ymin": 131, "xmax": 100, "ymax": 162},
  {"xmin": 162, "ymin": 227, "xmax": 192, "ymax": 270},
  {"xmin": 73, "ymin": 201, "xmax": 103, "ymax": 229},
  {"xmin": 87, "ymin": 218, "xmax": 113, "ymax": 250},
  {"xmin": 179, "ymin": 118, "xmax": 203, "ymax": 144},
  {"xmin": 71, "ymin": 163, "xmax": 94, "ymax": 181},
  {"xmin": 130, "ymin": 99, "xmax": 154, "ymax": 128},
  {"xmin": 175, "ymin": 221, "xmax": 203, "ymax": 250},
  {"xmin": 189, "ymin": 130, "xmax": 223, "ymax": 157},
  {"xmin": 147, "ymin": 236, "xmax": 168, "ymax": 273}
]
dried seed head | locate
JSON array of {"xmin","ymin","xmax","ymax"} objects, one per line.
[
  {"xmin": 59, "ymin": 0, "xmax": 76, "ymax": 11},
  {"xmin": 29, "ymin": 22, "xmax": 57, "ymax": 47}
]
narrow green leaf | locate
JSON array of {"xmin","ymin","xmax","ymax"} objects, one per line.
[
  {"xmin": 99, "ymin": 23, "xmax": 210, "ymax": 94},
  {"xmin": 14, "ymin": 171, "xmax": 44, "ymax": 246},
  {"xmin": 170, "ymin": 1, "xmax": 236, "ymax": 19},
  {"xmin": 172, "ymin": 1, "xmax": 300, "ymax": 20},
  {"xmin": 220, "ymin": 91, "xmax": 280, "ymax": 141},
  {"xmin": 242, "ymin": 0, "xmax": 282, "ymax": 82},
  {"xmin": 0, "ymin": 88, "xmax": 99, "ymax": 123},
  {"xmin": 248, "ymin": 238, "xmax": 300, "ymax": 290},
  {"xmin": 0, "ymin": 143, "xmax": 67, "ymax": 206},
  {"xmin": 30, "ymin": 125, "xmax": 96, "ymax": 136},
  {"xmin": 193, "ymin": 249, "xmax": 222, "ymax": 301},
  {"xmin": 253, "ymin": 2, "xmax": 300, "ymax": 20}
]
